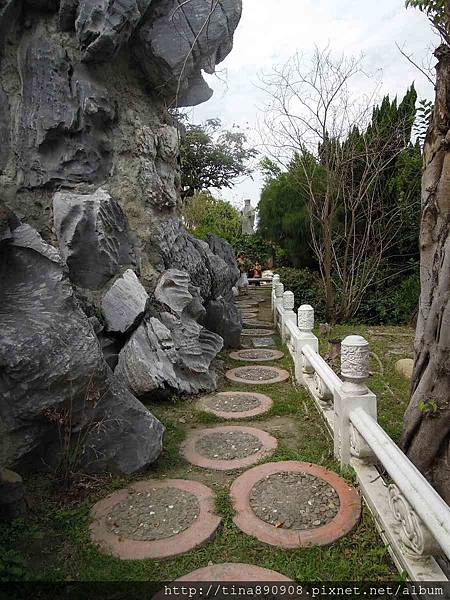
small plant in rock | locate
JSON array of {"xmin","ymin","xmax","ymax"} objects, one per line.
[
  {"xmin": 418, "ymin": 398, "xmax": 440, "ymax": 417},
  {"xmin": 41, "ymin": 375, "xmax": 114, "ymax": 487}
]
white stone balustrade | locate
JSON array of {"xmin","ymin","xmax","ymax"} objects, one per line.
[
  {"xmin": 281, "ymin": 291, "xmax": 296, "ymax": 343},
  {"xmin": 270, "ymin": 280, "xmax": 450, "ymax": 579},
  {"xmin": 334, "ymin": 335, "xmax": 376, "ymax": 466}
]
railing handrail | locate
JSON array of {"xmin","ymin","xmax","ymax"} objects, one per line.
[
  {"xmin": 302, "ymin": 343, "xmax": 342, "ymax": 394},
  {"xmin": 350, "ymin": 406, "xmax": 450, "ymax": 559}
]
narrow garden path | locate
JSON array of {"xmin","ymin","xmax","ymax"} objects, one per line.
[
  {"xmin": 83, "ymin": 287, "xmax": 398, "ymax": 582},
  {"xmin": 6, "ymin": 288, "xmax": 413, "ymax": 582}
]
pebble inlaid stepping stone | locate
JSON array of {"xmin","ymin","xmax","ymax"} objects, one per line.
[
  {"xmin": 90, "ymin": 479, "xmax": 220, "ymax": 559},
  {"xmin": 172, "ymin": 562, "xmax": 291, "ymax": 582},
  {"xmin": 229, "ymin": 349, "xmax": 284, "ymax": 362},
  {"xmin": 241, "ymin": 328, "xmax": 275, "ymax": 337},
  {"xmin": 181, "ymin": 426, "xmax": 277, "ymax": 470},
  {"xmin": 243, "ymin": 320, "xmax": 273, "ymax": 328},
  {"xmin": 230, "ymin": 461, "xmax": 361, "ymax": 548},
  {"xmin": 197, "ymin": 391, "xmax": 273, "ymax": 419},
  {"xmin": 253, "ymin": 337, "xmax": 276, "ymax": 348},
  {"xmin": 226, "ymin": 365, "xmax": 289, "ymax": 385}
]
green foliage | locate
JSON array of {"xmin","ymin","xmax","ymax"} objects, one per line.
[
  {"xmin": 406, "ymin": 0, "xmax": 450, "ymax": 42},
  {"xmin": 181, "ymin": 191, "xmax": 241, "ymax": 241},
  {"xmin": 258, "ymin": 154, "xmax": 320, "ymax": 268},
  {"xmin": 418, "ymin": 399, "xmax": 440, "ymax": 416},
  {"xmin": 275, "ymin": 267, "xmax": 327, "ymax": 321},
  {"xmin": 180, "ymin": 118, "xmax": 257, "ymax": 197},
  {"xmin": 352, "ymin": 266, "xmax": 420, "ymax": 325},
  {"xmin": 229, "ymin": 233, "xmax": 280, "ymax": 267}
]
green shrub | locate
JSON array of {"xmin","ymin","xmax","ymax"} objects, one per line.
[{"xmin": 275, "ymin": 267, "xmax": 327, "ymax": 321}]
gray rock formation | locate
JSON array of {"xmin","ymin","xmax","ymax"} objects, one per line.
[
  {"xmin": 0, "ymin": 0, "xmax": 242, "ymax": 476},
  {"xmin": 53, "ymin": 188, "xmax": 136, "ymax": 290},
  {"xmin": 0, "ymin": 469, "xmax": 27, "ymax": 521},
  {"xmin": 134, "ymin": 0, "xmax": 242, "ymax": 106},
  {"xmin": 0, "ymin": 223, "xmax": 164, "ymax": 474},
  {"xmin": 102, "ymin": 269, "xmax": 149, "ymax": 334},
  {"xmin": 116, "ymin": 269, "xmax": 223, "ymax": 396}
]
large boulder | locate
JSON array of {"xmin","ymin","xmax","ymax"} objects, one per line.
[
  {"xmin": 17, "ymin": 31, "xmax": 116, "ymax": 189},
  {"xmin": 0, "ymin": 222, "xmax": 163, "ymax": 474},
  {"xmin": 116, "ymin": 269, "xmax": 223, "ymax": 397},
  {"xmin": 101, "ymin": 269, "xmax": 149, "ymax": 334},
  {"xmin": 133, "ymin": 0, "xmax": 242, "ymax": 106},
  {"xmin": 53, "ymin": 188, "xmax": 136, "ymax": 290}
]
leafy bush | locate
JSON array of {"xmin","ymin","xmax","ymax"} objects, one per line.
[{"xmin": 275, "ymin": 266, "xmax": 419, "ymax": 325}]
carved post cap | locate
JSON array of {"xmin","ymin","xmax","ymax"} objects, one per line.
[
  {"xmin": 272, "ymin": 274, "xmax": 280, "ymax": 284},
  {"xmin": 274, "ymin": 282, "xmax": 284, "ymax": 298},
  {"xmin": 298, "ymin": 304, "xmax": 314, "ymax": 332},
  {"xmin": 283, "ymin": 291, "xmax": 295, "ymax": 310},
  {"xmin": 341, "ymin": 335, "xmax": 369, "ymax": 392}
]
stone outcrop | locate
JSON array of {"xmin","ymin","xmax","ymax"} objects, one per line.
[
  {"xmin": 0, "ymin": 0, "xmax": 242, "ymax": 476},
  {"xmin": 0, "ymin": 222, "xmax": 164, "ymax": 473},
  {"xmin": 53, "ymin": 188, "xmax": 136, "ymax": 290},
  {"xmin": 102, "ymin": 269, "xmax": 149, "ymax": 334}
]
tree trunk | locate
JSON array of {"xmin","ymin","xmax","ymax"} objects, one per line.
[{"xmin": 400, "ymin": 45, "xmax": 450, "ymax": 504}]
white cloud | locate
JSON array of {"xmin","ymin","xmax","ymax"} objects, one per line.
[{"xmin": 190, "ymin": 0, "xmax": 438, "ymax": 206}]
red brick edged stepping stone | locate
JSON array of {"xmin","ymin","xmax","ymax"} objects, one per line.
[
  {"xmin": 181, "ymin": 426, "xmax": 277, "ymax": 471},
  {"xmin": 230, "ymin": 461, "xmax": 361, "ymax": 549},
  {"xmin": 90, "ymin": 479, "xmax": 220, "ymax": 560},
  {"xmin": 197, "ymin": 391, "xmax": 273, "ymax": 419},
  {"xmin": 174, "ymin": 563, "xmax": 291, "ymax": 581},
  {"xmin": 226, "ymin": 365, "xmax": 289, "ymax": 385},
  {"xmin": 229, "ymin": 349, "xmax": 284, "ymax": 362},
  {"xmin": 241, "ymin": 328, "xmax": 275, "ymax": 337}
]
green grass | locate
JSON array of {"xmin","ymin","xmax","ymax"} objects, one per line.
[{"xmin": 2, "ymin": 320, "xmax": 411, "ymax": 582}]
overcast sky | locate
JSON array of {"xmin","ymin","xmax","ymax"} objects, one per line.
[{"xmin": 186, "ymin": 0, "xmax": 438, "ymax": 209}]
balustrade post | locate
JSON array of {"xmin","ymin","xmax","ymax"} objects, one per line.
[
  {"xmin": 271, "ymin": 274, "xmax": 280, "ymax": 313},
  {"xmin": 334, "ymin": 335, "xmax": 377, "ymax": 467},
  {"xmin": 281, "ymin": 291, "xmax": 296, "ymax": 343},
  {"xmin": 293, "ymin": 305, "xmax": 319, "ymax": 384},
  {"xmin": 273, "ymin": 282, "xmax": 284, "ymax": 326}
]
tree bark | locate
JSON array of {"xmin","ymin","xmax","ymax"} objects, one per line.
[{"xmin": 400, "ymin": 45, "xmax": 450, "ymax": 504}]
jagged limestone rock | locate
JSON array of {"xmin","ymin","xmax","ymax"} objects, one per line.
[
  {"xmin": 116, "ymin": 269, "xmax": 223, "ymax": 397},
  {"xmin": 101, "ymin": 269, "xmax": 149, "ymax": 334},
  {"xmin": 0, "ymin": 0, "xmax": 242, "ymax": 476},
  {"xmin": 133, "ymin": 0, "xmax": 242, "ymax": 106},
  {"xmin": 53, "ymin": 188, "xmax": 136, "ymax": 290},
  {"xmin": 0, "ymin": 223, "xmax": 164, "ymax": 474},
  {"xmin": 17, "ymin": 32, "xmax": 115, "ymax": 189}
]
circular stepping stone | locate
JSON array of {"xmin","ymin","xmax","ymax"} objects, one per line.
[
  {"xmin": 174, "ymin": 563, "xmax": 291, "ymax": 581},
  {"xmin": 241, "ymin": 328, "xmax": 275, "ymax": 337},
  {"xmin": 230, "ymin": 349, "xmax": 284, "ymax": 363},
  {"xmin": 230, "ymin": 461, "xmax": 361, "ymax": 549},
  {"xmin": 181, "ymin": 426, "xmax": 277, "ymax": 470},
  {"xmin": 243, "ymin": 320, "xmax": 273, "ymax": 329},
  {"xmin": 197, "ymin": 391, "xmax": 273, "ymax": 419},
  {"xmin": 90, "ymin": 479, "xmax": 220, "ymax": 559},
  {"xmin": 226, "ymin": 365, "xmax": 289, "ymax": 385}
]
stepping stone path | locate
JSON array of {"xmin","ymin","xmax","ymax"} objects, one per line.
[
  {"xmin": 197, "ymin": 391, "xmax": 273, "ymax": 419},
  {"xmin": 241, "ymin": 328, "xmax": 276, "ymax": 337},
  {"xmin": 89, "ymin": 287, "xmax": 361, "ymax": 572},
  {"xmin": 229, "ymin": 348, "xmax": 284, "ymax": 362},
  {"xmin": 172, "ymin": 562, "xmax": 291, "ymax": 581},
  {"xmin": 253, "ymin": 336, "xmax": 276, "ymax": 348},
  {"xmin": 230, "ymin": 461, "xmax": 361, "ymax": 549},
  {"xmin": 181, "ymin": 426, "xmax": 277, "ymax": 470},
  {"xmin": 90, "ymin": 479, "xmax": 220, "ymax": 559},
  {"xmin": 226, "ymin": 365, "xmax": 290, "ymax": 385}
]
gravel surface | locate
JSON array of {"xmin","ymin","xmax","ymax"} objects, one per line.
[
  {"xmin": 241, "ymin": 329, "xmax": 275, "ymax": 336},
  {"xmin": 234, "ymin": 367, "xmax": 280, "ymax": 381},
  {"xmin": 207, "ymin": 393, "xmax": 261, "ymax": 413},
  {"xmin": 235, "ymin": 349, "xmax": 279, "ymax": 361},
  {"xmin": 253, "ymin": 337, "xmax": 276, "ymax": 348},
  {"xmin": 195, "ymin": 431, "xmax": 263, "ymax": 459},
  {"xmin": 249, "ymin": 472, "xmax": 340, "ymax": 530},
  {"xmin": 105, "ymin": 487, "xmax": 200, "ymax": 540}
]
